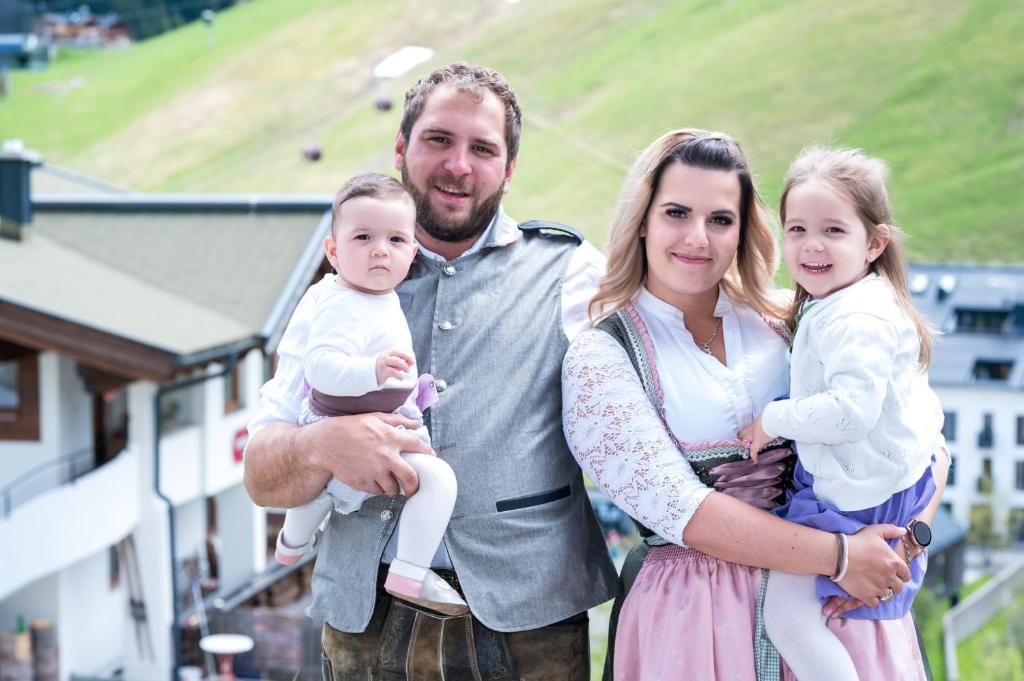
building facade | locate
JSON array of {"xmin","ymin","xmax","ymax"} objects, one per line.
[
  {"xmin": 910, "ymin": 263, "xmax": 1024, "ymax": 542},
  {"xmin": 0, "ymin": 148, "xmax": 330, "ymax": 680}
]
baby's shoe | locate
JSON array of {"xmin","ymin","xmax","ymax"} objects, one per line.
[
  {"xmin": 384, "ymin": 568, "xmax": 469, "ymax": 616},
  {"xmin": 274, "ymin": 529, "xmax": 309, "ymax": 566}
]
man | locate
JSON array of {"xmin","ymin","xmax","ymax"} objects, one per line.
[{"xmin": 244, "ymin": 62, "xmax": 618, "ymax": 679}]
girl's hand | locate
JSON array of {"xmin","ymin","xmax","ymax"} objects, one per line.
[
  {"xmin": 838, "ymin": 524, "xmax": 910, "ymax": 607},
  {"xmin": 738, "ymin": 415, "xmax": 771, "ymax": 462},
  {"xmin": 822, "ymin": 595, "xmax": 865, "ymax": 620},
  {"xmin": 375, "ymin": 351, "xmax": 415, "ymax": 387}
]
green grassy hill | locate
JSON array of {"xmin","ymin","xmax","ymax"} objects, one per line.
[{"xmin": 2, "ymin": 0, "xmax": 1021, "ymax": 261}]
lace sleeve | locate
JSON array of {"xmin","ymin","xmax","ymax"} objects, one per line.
[{"xmin": 562, "ymin": 328, "xmax": 713, "ymax": 545}]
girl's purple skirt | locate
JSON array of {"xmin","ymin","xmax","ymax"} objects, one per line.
[{"xmin": 775, "ymin": 458, "xmax": 937, "ymax": 619}]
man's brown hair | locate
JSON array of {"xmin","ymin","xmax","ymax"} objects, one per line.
[{"xmin": 399, "ymin": 62, "xmax": 522, "ymax": 167}]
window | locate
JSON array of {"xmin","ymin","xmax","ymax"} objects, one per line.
[
  {"xmin": 948, "ymin": 455, "xmax": 956, "ymax": 487},
  {"xmin": 224, "ymin": 361, "xmax": 244, "ymax": 414},
  {"xmin": 0, "ymin": 361, "xmax": 17, "ymax": 408},
  {"xmin": 955, "ymin": 309, "xmax": 1010, "ymax": 333},
  {"xmin": 979, "ymin": 413, "xmax": 995, "ymax": 448},
  {"xmin": 262, "ymin": 351, "xmax": 278, "ymax": 385},
  {"xmin": 1018, "ymin": 416, "xmax": 1024, "ymax": 446},
  {"xmin": 159, "ymin": 381, "xmax": 203, "ymax": 434},
  {"xmin": 0, "ymin": 344, "xmax": 40, "ymax": 441},
  {"xmin": 974, "ymin": 360, "xmax": 1014, "ymax": 381},
  {"xmin": 1010, "ymin": 509, "xmax": 1024, "ymax": 543},
  {"xmin": 943, "ymin": 412, "xmax": 957, "ymax": 442},
  {"xmin": 1017, "ymin": 461, "xmax": 1024, "ymax": 491},
  {"xmin": 978, "ymin": 457, "xmax": 993, "ymax": 492}
]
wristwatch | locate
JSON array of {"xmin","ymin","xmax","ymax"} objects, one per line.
[{"xmin": 907, "ymin": 519, "xmax": 932, "ymax": 549}]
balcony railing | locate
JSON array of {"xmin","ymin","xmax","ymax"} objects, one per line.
[{"xmin": 1, "ymin": 445, "xmax": 113, "ymax": 517}]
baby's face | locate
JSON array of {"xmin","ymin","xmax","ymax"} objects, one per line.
[{"xmin": 328, "ymin": 195, "xmax": 418, "ymax": 294}]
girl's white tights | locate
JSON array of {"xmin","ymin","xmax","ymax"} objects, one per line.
[{"xmin": 764, "ymin": 570, "xmax": 860, "ymax": 681}]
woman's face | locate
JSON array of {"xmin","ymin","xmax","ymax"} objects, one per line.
[{"xmin": 642, "ymin": 161, "xmax": 742, "ymax": 310}]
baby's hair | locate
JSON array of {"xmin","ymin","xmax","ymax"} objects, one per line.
[
  {"xmin": 780, "ymin": 146, "xmax": 933, "ymax": 367},
  {"xmin": 331, "ymin": 172, "xmax": 413, "ymax": 233}
]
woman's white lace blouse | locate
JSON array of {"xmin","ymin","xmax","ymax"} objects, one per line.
[{"xmin": 561, "ymin": 288, "xmax": 789, "ymax": 544}]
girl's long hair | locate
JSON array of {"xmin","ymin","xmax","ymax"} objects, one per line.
[
  {"xmin": 780, "ymin": 146, "xmax": 933, "ymax": 367},
  {"xmin": 590, "ymin": 129, "xmax": 783, "ymax": 322}
]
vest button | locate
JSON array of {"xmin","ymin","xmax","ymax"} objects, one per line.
[
  {"xmin": 380, "ymin": 509, "xmax": 393, "ymax": 523},
  {"xmin": 434, "ymin": 379, "xmax": 448, "ymax": 393},
  {"xmin": 438, "ymin": 320, "xmax": 454, "ymax": 331},
  {"xmin": 443, "ymin": 265, "xmax": 457, "ymax": 276}
]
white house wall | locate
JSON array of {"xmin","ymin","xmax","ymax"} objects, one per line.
[
  {"xmin": 57, "ymin": 549, "xmax": 128, "ymax": 681},
  {"xmin": 0, "ymin": 448, "xmax": 138, "ymax": 601},
  {"xmin": 203, "ymin": 354, "xmax": 260, "ymax": 497},
  {"xmin": 215, "ymin": 482, "xmax": 266, "ymax": 595},
  {"xmin": 935, "ymin": 384, "xmax": 1024, "ymax": 529},
  {"xmin": 54, "ymin": 354, "xmax": 92, "ymax": 459},
  {"xmin": 159, "ymin": 426, "xmax": 204, "ymax": 506}
]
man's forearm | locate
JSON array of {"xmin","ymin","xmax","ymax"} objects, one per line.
[{"xmin": 244, "ymin": 421, "xmax": 331, "ymax": 509}]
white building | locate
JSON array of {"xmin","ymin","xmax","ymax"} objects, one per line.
[
  {"xmin": 910, "ymin": 263, "xmax": 1024, "ymax": 541},
  {"xmin": 0, "ymin": 149, "xmax": 330, "ymax": 680}
]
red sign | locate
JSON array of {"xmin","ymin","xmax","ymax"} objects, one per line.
[{"xmin": 233, "ymin": 427, "xmax": 248, "ymax": 463}]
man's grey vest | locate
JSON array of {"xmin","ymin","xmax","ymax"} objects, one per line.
[{"xmin": 310, "ymin": 213, "xmax": 620, "ymax": 633}]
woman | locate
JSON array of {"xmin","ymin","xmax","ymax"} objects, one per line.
[{"xmin": 561, "ymin": 129, "xmax": 947, "ymax": 680}]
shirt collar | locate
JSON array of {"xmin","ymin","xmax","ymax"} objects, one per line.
[
  {"xmin": 415, "ymin": 207, "xmax": 520, "ymax": 263},
  {"xmin": 635, "ymin": 285, "xmax": 734, "ymax": 324}
]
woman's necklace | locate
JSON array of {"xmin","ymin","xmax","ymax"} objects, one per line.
[{"xmin": 700, "ymin": 317, "xmax": 722, "ymax": 355}]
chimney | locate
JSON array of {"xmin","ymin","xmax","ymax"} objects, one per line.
[{"xmin": 0, "ymin": 139, "xmax": 42, "ymax": 241}]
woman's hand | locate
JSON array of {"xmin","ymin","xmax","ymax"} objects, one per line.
[{"xmin": 837, "ymin": 524, "xmax": 910, "ymax": 607}]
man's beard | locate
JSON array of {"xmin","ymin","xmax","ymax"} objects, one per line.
[{"xmin": 401, "ymin": 162, "xmax": 503, "ymax": 244}]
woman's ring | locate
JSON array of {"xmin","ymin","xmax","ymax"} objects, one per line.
[{"xmin": 879, "ymin": 587, "xmax": 894, "ymax": 602}]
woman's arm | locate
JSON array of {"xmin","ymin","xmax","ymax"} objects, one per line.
[
  {"xmin": 562, "ymin": 328, "xmax": 909, "ymax": 606},
  {"xmin": 686, "ymin": 491, "xmax": 909, "ymax": 607}
]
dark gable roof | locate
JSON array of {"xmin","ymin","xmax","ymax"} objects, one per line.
[{"xmin": 910, "ymin": 262, "xmax": 1024, "ymax": 388}]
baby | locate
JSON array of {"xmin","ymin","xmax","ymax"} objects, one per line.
[{"xmin": 275, "ymin": 172, "xmax": 466, "ymax": 616}]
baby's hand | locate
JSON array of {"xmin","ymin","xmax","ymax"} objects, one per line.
[
  {"xmin": 375, "ymin": 351, "xmax": 414, "ymax": 387},
  {"xmin": 739, "ymin": 415, "xmax": 771, "ymax": 463}
]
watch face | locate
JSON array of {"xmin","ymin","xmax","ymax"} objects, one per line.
[{"xmin": 912, "ymin": 521, "xmax": 932, "ymax": 547}]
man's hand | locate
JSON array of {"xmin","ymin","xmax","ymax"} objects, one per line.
[
  {"xmin": 307, "ymin": 412, "xmax": 433, "ymax": 497},
  {"xmin": 738, "ymin": 414, "xmax": 771, "ymax": 462},
  {"xmin": 838, "ymin": 524, "xmax": 910, "ymax": 608},
  {"xmin": 375, "ymin": 351, "xmax": 415, "ymax": 387}
]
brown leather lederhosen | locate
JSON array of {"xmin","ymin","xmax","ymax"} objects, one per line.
[{"xmin": 320, "ymin": 566, "xmax": 590, "ymax": 680}]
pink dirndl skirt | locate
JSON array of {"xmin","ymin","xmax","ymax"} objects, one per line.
[{"xmin": 614, "ymin": 545, "xmax": 926, "ymax": 681}]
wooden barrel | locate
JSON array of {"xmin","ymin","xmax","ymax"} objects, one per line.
[{"xmin": 30, "ymin": 620, "xmax": 58, "ymax": 681}]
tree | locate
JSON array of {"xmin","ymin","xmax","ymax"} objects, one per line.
[{"xmin": 969, "ymin": 473, "xmax": 1004, "ymax": 567}]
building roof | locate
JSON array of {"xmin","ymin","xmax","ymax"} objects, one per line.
[
  {"xmin": 30, "ymin": 163, "xmax": 131, "ymax": 196},
  {"xmin": 909, "ymin": 262, "xmax": 1024, "ymax": 389},
  {"xmin": 0, "ymin": 194, "xmax": 330, "ymax": 380},
  {"xmin": 931, "ymin": 504, "xmax": 968, "ymax": 554}
]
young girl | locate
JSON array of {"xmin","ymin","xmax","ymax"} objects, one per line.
[
  {"xmin": 740, "ymin": 146, "xmax": 943, "ymax": 680},
  {"xmin": 274, "ymin": 172, "xmax": 468, "ymax": 616}
]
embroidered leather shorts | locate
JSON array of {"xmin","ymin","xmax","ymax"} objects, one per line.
[{"xmin": 321, "ymin": 569, "xmax": 590, "ymax": 681}]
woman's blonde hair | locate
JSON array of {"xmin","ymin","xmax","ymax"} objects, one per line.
[
  {"xmin": 780, "ymin": 145, "xmax": 933, "ymax": 367},
  {"xmin": 590, "ymin": 128, "xmax": 783, "ymax": 322}
]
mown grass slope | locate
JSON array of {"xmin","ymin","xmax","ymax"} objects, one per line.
[{"xmin": 2, "ymin": 0, "xmax": 1021, "ymax": 261}]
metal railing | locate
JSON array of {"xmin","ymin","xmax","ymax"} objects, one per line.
[
  {"xmin": 0, "ymin": 445, "xmax": 114, "ymax": 517},
  {"xmin": 942, "ymin": 556, "xmax": 1024, "ymax": 681}
]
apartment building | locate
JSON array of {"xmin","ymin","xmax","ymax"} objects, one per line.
[{"xmin": 910, "ymin": 263, "xmax": 1024, "ymax": 541}]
